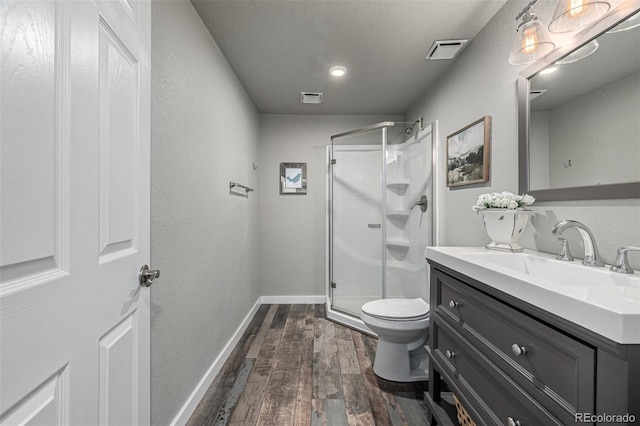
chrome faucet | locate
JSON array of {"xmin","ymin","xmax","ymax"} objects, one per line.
[
  {"xmin": 550, "ymin": 220, "xmax": 604, "ymax": 267},
  {"xmin": 610, "ymin": 247, "xmax": 640, "ymax": 274},
  {"xmin": 410, "ymin": 195, "xmax": 428, "ymax": 213}
]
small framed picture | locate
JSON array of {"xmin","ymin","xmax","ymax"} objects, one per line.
[
  {"xmin": 446, "ymin": 116, "xmax": 491, "ymax": 187},
  {"xmin": 280, "ymin": 162, "xmax": 307, "ymax": 194}
]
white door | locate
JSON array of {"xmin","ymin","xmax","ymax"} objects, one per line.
[{"xmin": 0, "ymin": 0, "xmax": 151, "ymax": 425}]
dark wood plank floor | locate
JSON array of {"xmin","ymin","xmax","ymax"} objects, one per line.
[{"xmin": 187, "ymin": 304, "xmax": 429, "ymax": 426}]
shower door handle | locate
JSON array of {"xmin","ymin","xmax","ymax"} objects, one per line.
[{"xmin": 411, "ymin": 195, "xmax": 428, "ymax": 213}]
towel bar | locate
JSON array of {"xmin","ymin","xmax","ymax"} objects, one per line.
[{"xmin": 229, "ymin": 181, "xmax": 254, "ymax": 193}]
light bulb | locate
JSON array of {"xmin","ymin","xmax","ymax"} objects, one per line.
[
  {"xmin": 329, "ymin": 66, "xmax": 347, "ymax": 77},
  {"xmin": 521, "ymin": 26, "xmax": 539, "ymax": 54},
  {"xmin": 567, "ymin": 0, "xmax": 587, "ymax": 18}
]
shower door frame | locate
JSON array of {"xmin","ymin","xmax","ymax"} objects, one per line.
[{"xmin": 328, "ymin": 122, "xmax": 393, "ymax": 334}]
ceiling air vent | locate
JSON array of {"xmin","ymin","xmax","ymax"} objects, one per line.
[
  {"xmin": 300, "ymin": 92, "xmax": 323, "ymax": 104},
  {"xmin": 530, "ymin": 89, "xmax": 547, "ymax": 101},
  {"xmin": 425, "ymin": 39, "xmax": 468, "ymax": 60}
]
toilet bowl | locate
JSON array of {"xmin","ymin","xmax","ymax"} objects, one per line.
[{"xmin": 360, "ymin": 298, "xmax": 430, "ymax": 382}]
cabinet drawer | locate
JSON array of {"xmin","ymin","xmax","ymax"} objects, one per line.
[
  {"xmin": 434, "ymin": 269, "xmax": 595, "ymax": 415},
  {"xmin": 432, "ymin": 319, "xmax": 563, "ymax": 426}
]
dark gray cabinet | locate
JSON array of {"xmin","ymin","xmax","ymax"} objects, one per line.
[{"xmin": 425, "ymin": 260, "xmax": 640, "ymax": 426}]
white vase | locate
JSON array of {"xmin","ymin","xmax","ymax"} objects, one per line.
[{"xmin": 481, "ymin": 209, "xmax": 532, "ymax": 252}]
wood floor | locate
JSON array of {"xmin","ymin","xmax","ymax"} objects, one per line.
[{"xmin": 187, "ymin": 304, "xmax": 430, "ymax": 426}]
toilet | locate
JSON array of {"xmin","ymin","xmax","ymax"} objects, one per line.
[{"xmin": 360, "ymin": 298, "xmax": 430, "ymax": 382}]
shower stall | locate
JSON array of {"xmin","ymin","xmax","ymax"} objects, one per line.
[{"xmin": 327, "ymin": 120, "xmax": 434, "ymax": 332}]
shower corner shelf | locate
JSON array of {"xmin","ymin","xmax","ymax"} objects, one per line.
[
  {"xmin": 387, "ymin": 260, "xmax": 411, "ymax": 270},
  {"xmin": 386, "ymin": 240, "xmax": 410, "ymax": 261},
  {"xmin": 386, "ymin": 180, "xmax": 410, "ymax": 195},
  {"xmin": 386, "ymin": 239, "xmax": 410, "ymax": 249},
  {"xmin": 387, "ymin": 210, "xmax": 410, "ymax": 219},
  {"xmin": 387, "ymin": 210, "xmax": 410, "ymax": 229}
]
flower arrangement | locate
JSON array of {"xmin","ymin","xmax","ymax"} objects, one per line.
[{"xmin": 472, "ymin": 191, "xmax": 535, "ymax": 212}]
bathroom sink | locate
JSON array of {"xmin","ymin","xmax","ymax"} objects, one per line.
[
  {"xmin": 461, "ymin": 251, "xmax": 613, "ymax": 286},
  {"xmin": 425, "ymin": 246, "xmax": 640, "ymax": 344}
]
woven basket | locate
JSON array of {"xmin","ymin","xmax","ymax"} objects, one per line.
[{"xmin": 452, "ymin": 394, "xmax": 476, "ymax": 426}]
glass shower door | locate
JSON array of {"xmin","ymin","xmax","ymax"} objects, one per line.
[
  {"xmin": 330, "ymin": 127, "xmax": 384, "ymax": 316},
  {"xmin": 329, "ymin": 121, "xmax": 433, "ymax": 320}
]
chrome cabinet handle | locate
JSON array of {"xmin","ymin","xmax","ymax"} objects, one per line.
[
  {"xmin": 449, "ymin": 300, "xmax": 458, "ymax": 308},
  {"xmin": 511, "ymin": 344, "xmax": 527, "ymax": 357},
  {"xmin": 139, "ymin": 265, "xmax": 160, "ymax": 287},
  {"xmin": 445, "ymin": 350, "xmax": 456, "ymax": 359},
  {"xmin": 507, "ymin": 416, "xmax": 521, "ymax": 426}
]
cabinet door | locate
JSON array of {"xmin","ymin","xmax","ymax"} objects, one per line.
[
  {"xmin": 434, "ymin": 268, "xmax": 595, "ymax": 417},
  {"xmin": 432, "ymin": 319, "xmax": 564, "ymax": 426}
]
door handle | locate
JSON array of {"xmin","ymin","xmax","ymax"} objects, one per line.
[{"xmin": 139, "ymin": 265, "xmax": 160, "ymax": 287}]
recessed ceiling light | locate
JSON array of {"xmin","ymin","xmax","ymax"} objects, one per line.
[{"xmin": 329, "ymin": 66, "xmax": 347, "ymax": 77}]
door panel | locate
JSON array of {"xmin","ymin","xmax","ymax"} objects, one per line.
[
  {"xmin": 98, "ymin": 18, "xmax": 138, "ymax": 261},
  {"xmin": 0, "ymin": 1, "xmax": 150, "ymax": 424},
  {"xmin": 0, "ymin": 367, "xmax": 69, "ymax": 426},
  {"xmin": 99, "ymin": 312, "xmax": 139, "ymax": 426},
  {"xmin": 0, "ymin": 0, "xmax": 66, "ymax": 285}
]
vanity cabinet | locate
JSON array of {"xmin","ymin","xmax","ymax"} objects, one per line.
[{"xmin": 425, "ymin": 261, "xmax": 640, "ymax": 426}]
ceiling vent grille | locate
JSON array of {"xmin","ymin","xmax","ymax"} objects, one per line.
[
  {"xmin": 530, "ymin": 89, "xmax": 547, "ymax": 101},
  {"xmin": 425, "ymin": 39, "xmax": 468, "ymax": 60},
  {"xmin": 300, "ymin": 92, "xmax": 323, "ymax": 104}
]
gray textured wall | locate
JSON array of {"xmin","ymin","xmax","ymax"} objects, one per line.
[
  {"xmin": 406, "ymin": 0, "xmax": 640, "ymax": 267},
  {"xmin": 151, "ymin": 2, "xmax": 260, "ymax": 424}
]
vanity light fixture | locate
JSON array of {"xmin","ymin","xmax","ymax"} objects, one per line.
[
  {"xmin": 606, "ymin": 10, "xmax": 640, "ymax": 33},
  {"xmin": 556, "ymin": 39, "xmax": 599, "ymax": 64},
  {"xmin": 548, "ymin": 0, "xmax": 610, "ymax": 33},
  {"xmin": 329, "ymin": 66, "xmax": 347, "ymax": 77},
  {"xmin": 508, "ymin": 0, "xmax": 556, "ymax": 65}
]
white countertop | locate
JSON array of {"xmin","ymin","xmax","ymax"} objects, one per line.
[{"xmin": 425, "ymin": 246, "xmax": 640, "ymax": 344}]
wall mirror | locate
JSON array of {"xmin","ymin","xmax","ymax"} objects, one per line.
[{"xmin": 518, "ymin": 3, "xmax": 640, "ymax": 201}]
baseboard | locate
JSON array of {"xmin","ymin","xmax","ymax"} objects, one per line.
[
  {"xmin": 260, "ymin": 295, "xmax": 327, "ymax": 304},
  {"xmin": 169, "ymin": 297, "xmax": 262, "ymax": 426}
]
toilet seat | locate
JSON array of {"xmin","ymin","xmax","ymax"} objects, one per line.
[{"xmin": 362, "ymin": 298, "xmax": 430, "ymax": 321}]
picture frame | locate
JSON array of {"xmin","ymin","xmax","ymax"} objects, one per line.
[
  {"xmin": 446, "ymin": 116, "xmax": 491, "ymax": 187},
  {"xmin": 280, "ymin": 162, "xmax": 307, "ymax": 194}
]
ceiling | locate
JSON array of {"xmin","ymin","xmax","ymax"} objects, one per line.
[{"xmin": 191, "ymin": 0, "xmax": 508, "ymax": 115}]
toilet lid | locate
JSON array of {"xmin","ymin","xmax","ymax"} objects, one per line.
[{"xmin": 362, "ymin": 298, "xmax": 430, "ymax": 320}]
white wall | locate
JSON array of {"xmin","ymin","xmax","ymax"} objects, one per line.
[
  {"xmin": 258, "ymin": 115, "xmax": 402, "ymax": 298},
  {"xmin": 151, "ymin": 2, "xmax": 260, "ymax": 425},
  {"xmin": 406, "ymin": 0, "xmax": 640, "ymax": 268}
]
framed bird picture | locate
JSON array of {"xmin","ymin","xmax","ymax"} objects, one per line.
[{"xmin": 280, "ymin": 162, "xmax": 307, "ymax": 194}]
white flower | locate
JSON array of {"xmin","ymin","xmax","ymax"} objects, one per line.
[
  {"xmin": 522, "ymin": 194, "xmax": 535, "ymax": 205},
  {"xmin": 472, "ymin": 191, "xmax": 535, "ymax": 212}
]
